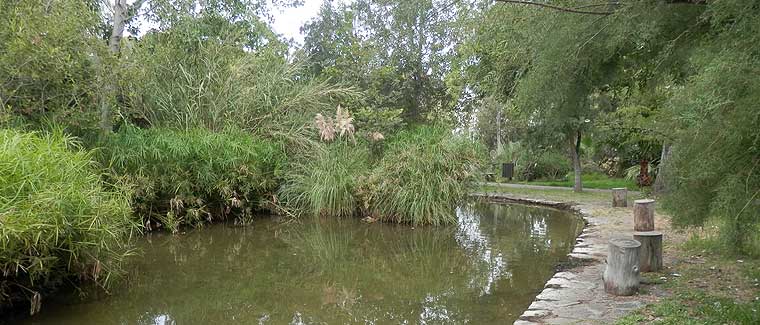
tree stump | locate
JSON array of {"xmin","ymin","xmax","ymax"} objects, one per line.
[
  {"xmin": 634, "ymin": 199, "xmax": 656, "ymax": 231},
  {"xmin": 612, "ymin": 188, "xmax": 628, "ymax": 207},
  {"xmin": 603, "ymin": 238, "xmax": 641, "ymax": 296},
  {"xmin": 634, "ymin": 231, "xmax": 663, "ymax": 272}
]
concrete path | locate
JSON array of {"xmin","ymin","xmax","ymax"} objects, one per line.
[{"xmin": 473, "ymin": 189, "xmax": 666, "ymax": 324}]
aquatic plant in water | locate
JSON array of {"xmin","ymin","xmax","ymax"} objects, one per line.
[
  {"xmin": 101, "ymin": 126, "xmax": 286, "ymax": 232},
  {"xmin": 0, "ymin": 129, "xmax": 137, "ymax": 313}
]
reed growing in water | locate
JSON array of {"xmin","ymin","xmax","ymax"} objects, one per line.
[
  {"xmin": 280, "ymin": 119, "xmax": 484, "ymax": 225},
  {"xmin": 364, "ymin": 126, "xmax": 484, "ymax": 225},
  {"xmin": 279, "ymin": 143, "xmax": 369, "ymax": 218},
  {"xmin": 0, "ymin": 129, "xmax": 137, "ymax": 313}
]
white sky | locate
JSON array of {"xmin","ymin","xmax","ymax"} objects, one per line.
[
  {"xmin": 271, "ymin": 1, "xmax": 323, "ymax": 45},
  {"xmin": 271, "ymin": 0, "xmax": 350, "ymax": 45},
  {"xmin": 131, "ymin": 0, "xmax": 347, "ymax": 46}
]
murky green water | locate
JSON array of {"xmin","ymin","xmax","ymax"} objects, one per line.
[{"xmin": 21, "ymin": 203, "xmax": 582, "ymax": 324}]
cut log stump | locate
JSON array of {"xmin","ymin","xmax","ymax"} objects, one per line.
[
  {"xmin": 612, "ymin": 188, "xmax": 628, "ymax": 207},
  {"xmin": 634, "ymin": 199, "xmax": 656, "ymax": 231},
  {"xmin": 634, "ymin": 231, "xmax": 663, "ymax": 272},
  {"xmin": 603, "ymin": 238, "xmax": 641, "ymax": 296}
]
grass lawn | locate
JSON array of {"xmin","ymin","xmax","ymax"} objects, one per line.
[
  {"xmin": 522, "ymin": 173, "xmax": 638, "ymax": 190},
  {"xmin": 479, "ymin": 184, "xmax": 613, "ymax": 202},
  {"xmin": 616, "ymin": 254, "xmax": 760, "ymax": 325},
  {"xmin": 616, "ymin": 289, "xmax": 760, "ymax": 324}
]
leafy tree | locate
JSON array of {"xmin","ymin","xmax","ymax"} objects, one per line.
[
  {"xmin": 470, "ymin": 0, "xmax": 758, "ymax": 254},
  {"xmin": 302, "ymin": 0, "xmax": 474, "ymax": 125},
  {"xmin": 0, "ymin": 0, "xmax": 105, "ymax": 134},
  {"xmin": 467, "ymin": 0, "xmax": 705, "ymax": 192},
  {"xmin": 662, "ymin": 0, "xmax": 760, "ymax": 255}
]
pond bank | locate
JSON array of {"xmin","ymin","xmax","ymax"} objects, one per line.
[{"xmin": 473, "ymin": 188, "xmax": 664, "ymax": 324}]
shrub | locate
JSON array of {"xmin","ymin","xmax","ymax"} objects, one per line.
[
  {"xmin": 279, "ymin": 143, "xmax": 369, "ymax": 218},
  {"xmin": 515, "ymin": 149, "xmax": 571, "ymax": 181},
  {"xmin": 0, "ymin": 1, "xmax": 105, "ymax": 134},
  {"xmin": 102, "ymin": 126, "xmax": 286, "ymax": 232},
  {"xmin": 279, "ymin": 125, "xmax": 483, "ymax": 226},
  {"xmin": 0, "ymin": 129, "xmax": 136, "ymax": 311},
  {"xmin": 364, "ymin": 126, "xmax": 484, "ymax": 225}
]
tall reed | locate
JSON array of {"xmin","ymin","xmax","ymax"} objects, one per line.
[
  {"xmin": 279, "ymin": 143, "xmax": 369, "ymax": 218},
  {"xmin": 364, "ymin": 126, "xmax": 484, "ymax": 225},
  {"xmin": 0, "ymin": 129, "xmax": 136, "ymax": 311},
  {"xmin": 121, "ymin": 26, "xmax": 360, "ymax": 143}
]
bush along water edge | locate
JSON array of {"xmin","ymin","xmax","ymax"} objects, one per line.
[
  {"xmin": 0, "ymin": 129, "xmax": 138, "ymax": 315},
  {"xmin": 100, "ymin": 126, "xmax": 287, "ymax": 233}
]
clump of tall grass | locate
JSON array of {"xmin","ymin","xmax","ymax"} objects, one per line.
[
  {"xmin": 279, "ymin": 143, "xmax": 369, "ymax": 218},
  {"xmin": 101, "ymin": 126, "xmax": 286, "ymax": 232},
  {"xmin": 120, "ymin": 23, "xmax": 359, "ymax": 145},
  {"xmin": 363, "ymin": 126, "xmax": 484, "ymax": 225},
  {"xmin": 279, "ymin": 107, "xmax": 367, "ymax": 218},
  {"xmin": 0, "ymin": 129, "xmax": 136, "ymax": 312},
  {"xmin": 280, "ymin": 122, "xmax": 483, "ymax": 225}
]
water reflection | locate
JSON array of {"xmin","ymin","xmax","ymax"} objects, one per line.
[
  {"xmin": 21, "ymin": 203, "xmax": 582, "ymax": 325},
  {"xmin": 455, "ymin": 206, "xmax": 508, "ymax": 296}
]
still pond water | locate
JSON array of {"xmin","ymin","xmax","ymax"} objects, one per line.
[{"xmin": 23, "ymin": 203, "xmax": 582, "ymax": 324}]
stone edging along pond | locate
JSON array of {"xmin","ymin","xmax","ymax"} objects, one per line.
[{"xmin": 472, "ymin": 191, "xmax": 649, "ymax": 325}]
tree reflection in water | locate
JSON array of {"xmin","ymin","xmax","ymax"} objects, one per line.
[{"xmin": 23, "ymin": 203, "xmax": 582, "ymax": 325}]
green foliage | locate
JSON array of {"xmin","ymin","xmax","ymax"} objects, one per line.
[
  {"xmin": 661, "ymin": 1, "xmax": 760, "ymax": 256},
  {"xmin": 120, "ymin": 11, "xmax": 358, "ymax": 146},
  {"xmin": 529, "ymin": 172, "xmax": 637, "ymax": 191},
  {"xmin": 364, "ymin": 126, "xmax": 484, "ymax": 225},
  {"xmin": 467, "ymin": 1, "xmax": 757, "ymax": 255},
  {"xmin": 303, "ymin": 0, "xmax": 469, "ymax": 124},
  {"xmin": 0, "ymin": 129, "xmax": 136, "ymax": 307},
  {"xmin": 516, "ymin": 149, "xmax": 572, "ymax": 182},
  {"xmin": 102, "ymin": 126, "xmax": 286, "ymax": 231},
  {"xmin": 616, "ymin": 290, "xmax": 760, "ymax": 325},
  {"xmin": 352, "ymin": 107, "xmax": 405, "ymax": 138},
  {"xmin": 279, "ymin": 143, "xmax": 369, "ymax": 218},
  {"xmin": 279, "ymin": 121, "xmax": 482, "ymax": 226},
  {"xmin": 0, "ymin": 0, "xmax": 105, "ymax": 134}
]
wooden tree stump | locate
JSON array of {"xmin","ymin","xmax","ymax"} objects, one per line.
[
  {"xmin": 634, "ymin": 199, "xmax": 656, "ymax": 231},
  {"xmin": 603, "ymin": 238, "xmax": 641, "ymax": 296},
  {"xmin": 612, "ymin": 188, "xmax": 628, "ymax": 207},
  {"xmin": 634, "ymin": 231, "xmax": 663, "ymax": 272}
]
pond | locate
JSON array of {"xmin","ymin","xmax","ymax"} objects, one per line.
[{"xmin": 21, "ymin": 203, "xmax": 582, "ymax": 324}]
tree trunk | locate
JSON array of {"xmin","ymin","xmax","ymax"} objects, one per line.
[
  {"xmin": 109, "ymin": 0, "xmax": 127, "ymax": 54},
  {"xmin": 603, "ymin": 238, "xmax": 641, "ymax": 296},
  {"xmin": 99, "ymin": 0, "xmax": 128, "ymax": 134},
  {"xmin": 612, "ymin": 188, "xmax": 627, "ymax": 207},
  {"xmin": 634, "ymin": 199, "xmax": 656, "ymax": 231},
  {"xmin": 653, "ymin": 144, "xmax": 672, "ymax": 194},
  {"xmin": 571, "ymin": 130, "xmax": 583, "ymax": 192},
  {"xmin": 634, "ymin": 231, "xmax": 663, "ymax": 272},
  {"xmin": 496, "ymin": 108, "xmax": 502, "ymax": 155}
]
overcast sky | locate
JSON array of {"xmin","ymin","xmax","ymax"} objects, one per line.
[
  {"xmin": 271, "ymin": 1, "xmax": 323, "ymax": 45},
  {"xmin": 271, "ymin": 0, "xmax": 351, "ymax": 45},
  {"xmin": 133, "ymin": 1, "xmax": 346, "ymax": 46}
]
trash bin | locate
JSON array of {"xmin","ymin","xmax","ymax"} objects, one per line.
[{"xmin": 501, "ymin": 162, "xmax": 514, "ymax": 181}]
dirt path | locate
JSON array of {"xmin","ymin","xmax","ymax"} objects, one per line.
[{"xmin": 473, "ymin": 188, "xmax": 669, "ymax": 324}]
